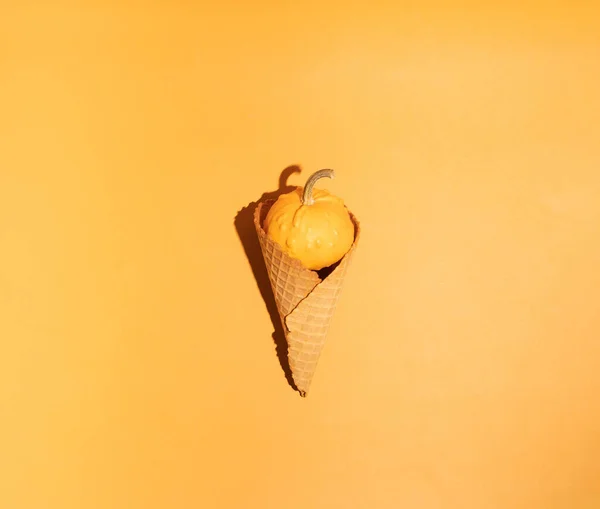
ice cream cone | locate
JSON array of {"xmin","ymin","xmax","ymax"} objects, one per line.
[{"xmin": 253, "ymin": 198, "xmax": 360, "ymax": 396}]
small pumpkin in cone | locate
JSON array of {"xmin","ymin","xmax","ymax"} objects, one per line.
[
  {"xmin": 254, "ymin": 169, "xmax": 360, "ymax": 396},
  {"xmin": 264, "ymin": 169, "xmax": 355, "ymax": 271}
]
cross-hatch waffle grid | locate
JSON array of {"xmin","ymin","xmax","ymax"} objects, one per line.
[{"xmin": 253, "ymin": 199, "xmax": 360, "ymax": 396}]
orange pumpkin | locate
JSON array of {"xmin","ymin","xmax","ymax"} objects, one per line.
[{"xmin": 264, "ymin": 169, "xmax": 355, "ymax": 271}]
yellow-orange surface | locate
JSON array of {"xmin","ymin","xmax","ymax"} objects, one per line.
[{"xmin": 1, "ymin": 2, "xmax": 599, "ymax": 508}]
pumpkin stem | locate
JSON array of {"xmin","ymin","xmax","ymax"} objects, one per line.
[{"xmin": 302, "ymin": 169, "xmax": 335, "ymax": 205}]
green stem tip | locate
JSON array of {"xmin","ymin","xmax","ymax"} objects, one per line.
[{"xmin": 302, "ymin": 169, "xmax": 335, "ymax": 206}]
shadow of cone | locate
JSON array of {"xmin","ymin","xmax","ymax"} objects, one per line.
[{"xmin": 233, "ymin": 165, "xmax": 303, "ymax": 393}]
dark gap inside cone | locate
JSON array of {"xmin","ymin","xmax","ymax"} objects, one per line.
[{"xmin": 316, "ymin": 260, "xmax": 340, "ymax": 280}]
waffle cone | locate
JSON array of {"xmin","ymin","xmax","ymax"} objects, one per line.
[{"xmin": 253, "ymin": 199, "xmax": 361, "ymax": 396}]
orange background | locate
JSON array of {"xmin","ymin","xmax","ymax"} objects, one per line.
[{"xmin": 1, "ymin": 2, "xmax": 600, "ymax": 508}]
